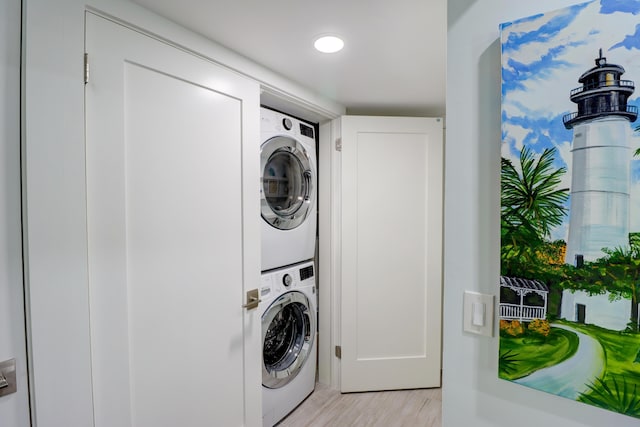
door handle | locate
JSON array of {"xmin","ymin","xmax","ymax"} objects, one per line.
[
  {"xmin": 303, "ymin": 170, "xmax": 311, "ymax": 202},
  {"xmin": 242, "ymin": 288, "xmax": 261, "ymax": 310},
  {"xmin": 0, "ymin": 359, "xmax": 16, "ymax": 397}
]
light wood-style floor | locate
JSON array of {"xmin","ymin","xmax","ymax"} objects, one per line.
[{"xmin": 276, "ymin": 383, "xmax": 442, "ymax": 427}]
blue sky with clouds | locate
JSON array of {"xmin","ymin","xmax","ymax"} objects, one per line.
[{"xmin": 501, "ymin": 0, "xmax": 640, "ymax": 241}]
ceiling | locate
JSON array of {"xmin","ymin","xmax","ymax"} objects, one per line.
[{"xmin": 131, "ymin": 0, "xmax": 446, "ymax": 118}]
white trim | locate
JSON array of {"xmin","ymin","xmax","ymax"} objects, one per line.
[
  {"xmin": 317, "ymin": 118, "xmax": 342, "ymax": 389},
  {"xmin": 85, "ymin": 4, "xmax": 345, "ymax": 120},
  {"xmin": 330, "ymin": 117, "xmax": 343, "ymax": 389},
  {"xmin": 317, "ymin": 122, "xmax": 332, "ymax": 385}
]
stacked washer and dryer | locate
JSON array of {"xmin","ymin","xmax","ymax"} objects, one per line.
[{"xmin": 259, "ymin": 107, "xmax": 318, "ymax": 427}]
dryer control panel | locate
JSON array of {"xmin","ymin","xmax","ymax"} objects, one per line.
[{"xmin": 260, "ymin": 107, "xmax": 315, "ymax": 143}]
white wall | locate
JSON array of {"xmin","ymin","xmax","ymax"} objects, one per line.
[
  {"xmin": 443, "ymin": 1, "xmax": 638, "ymax": 426},
  {"xmin": 0, "ymin": 0, "xmax": 30, "ymax": 425}
]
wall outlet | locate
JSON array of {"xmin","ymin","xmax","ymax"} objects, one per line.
[{"xmin": 463, "ymin": 291, "xmax": 494, "ymax": 337}]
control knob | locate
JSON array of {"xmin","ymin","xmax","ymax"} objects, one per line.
[{"xmin": 282, "ymin": 274, "xmax": 293, "ymax": 287}]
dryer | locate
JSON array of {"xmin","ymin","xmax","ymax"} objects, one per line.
[
  {"xmin": 261, "ymin": 107, "xmax": 317, "ymax": 271},
  {"xmin": 260, "ymin": 260, "xmax": 317, "ymax": 427}
]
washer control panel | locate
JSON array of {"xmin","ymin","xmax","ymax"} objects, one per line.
[{"xmin": 260, "ymin": 261, "xmax": 316, "ymax": 298}]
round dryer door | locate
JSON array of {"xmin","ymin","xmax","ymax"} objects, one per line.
[
  {"xmin": 262, "ymin": 291, "xmax": 316, "ymax": 389},
  {"xmin": 261, "ymin": 136, "xmax": 315, "ymax": 230}
]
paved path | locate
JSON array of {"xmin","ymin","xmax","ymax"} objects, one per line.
[{"xmin": 514, "ymin": 324, "xmax": 604, "ymax": 399}]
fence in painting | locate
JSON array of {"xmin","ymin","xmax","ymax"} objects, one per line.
[{"xmin": 499, "ymin": 303, "xmax": 546, "ymax": 322}]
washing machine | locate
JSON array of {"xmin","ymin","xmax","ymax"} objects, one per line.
[
  {"xmin": 260, "ymin": 260, "xmax": 317, "ymax": 427},
  {"xmin": 261, "ymin": 107, "xmax": 317, "ymax": 271}
]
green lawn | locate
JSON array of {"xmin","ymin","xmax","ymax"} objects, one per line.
[
  {"xmin": 499, "ymin": 327, "xmax": 579, "ymax": 380},
  {"xmin": 556, "ymin": 320, "xmax": 640, "ymax": 417}
]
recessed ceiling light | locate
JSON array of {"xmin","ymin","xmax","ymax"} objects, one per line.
[{"xmin": 314, "ymin": 35, "xmax": 344, "ymax": 53}]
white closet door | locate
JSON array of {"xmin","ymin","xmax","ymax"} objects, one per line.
[
  {"xmin": 86, "ymin": 13, "xmax": 261, "ymax": 426},
  {"xmin": 340, "ymin": 116, "xmax": 443, "ymax": 392}
]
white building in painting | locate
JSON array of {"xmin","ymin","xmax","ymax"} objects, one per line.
[
  {"xmin": 560, "ymin": 290, "xmax": 631, "ymax": 330},
  {"xmin": 563, "ymin": 50, "xmax": 636, "ymax": 265},
  {"xmin": 561, "ymin": 50, "xmax": 638, "ymax": 330}
]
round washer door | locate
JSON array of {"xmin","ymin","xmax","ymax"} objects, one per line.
[
  {"xmin": 262, "ymin": 291, "xmax": 316, "ymax": 389},
  {"xmin": 261, "ymin": 136, "xmax": 315, "ymax": 230}
]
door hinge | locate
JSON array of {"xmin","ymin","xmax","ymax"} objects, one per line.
[
  {"xmin": 335, "ymin": 345, "xmax": 342, "ymax": 359},
  {"xmin": 335, "ymin": 138, "xmax": 342, "ymax": 152},
  {"xmin": 84, "ymin": 53, "xmax": 89, "ymax": 84}
]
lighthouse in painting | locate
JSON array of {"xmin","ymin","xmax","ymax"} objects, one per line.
[{"xmin": 563, "ymin": 49, "xmax": 638, "ymax": 264}]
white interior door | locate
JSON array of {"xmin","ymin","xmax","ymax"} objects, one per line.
[
  {"xmin": 86, "ymin": 13, "xmax": 261, "ymax": 426},
  {"xmin": 340, "ymin": 116, "xmax": 443, "ymax": 392}
]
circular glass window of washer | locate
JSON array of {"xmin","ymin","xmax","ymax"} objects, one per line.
[{"xmin": 262, "ymin": 299, "xmax": 312, "ymax": 388}]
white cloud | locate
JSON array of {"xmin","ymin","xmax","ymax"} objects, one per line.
[
  {"xmin": 502, "ymin": 121, "xmax": 528, "ymax": 153},
  {"xmin": 501, "ymin": 141, "xmax": 520, "ymax": 172},
  {"xmin": 554, "ymin": 140, "xmax": 573, "ymax": 190},
  {"xmin": 501, "ymin": 98, "xmax": 522, "ymax": 117}
]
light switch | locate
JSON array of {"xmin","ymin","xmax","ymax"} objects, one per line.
[
  {"xmin": 463, "ymin": 291, "xmax": 494, "ymax": 336},
  {"xmin": 472, "ymin": 302, "xmax": 485, "ymax": 326}
]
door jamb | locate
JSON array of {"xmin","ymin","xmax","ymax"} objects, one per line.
[{"xmin": 317, "ymin": 118, "xmax": 342, "ymax": 389}]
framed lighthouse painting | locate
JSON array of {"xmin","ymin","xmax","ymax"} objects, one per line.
[{"xmin": 500, "ymin": 0, "xmax": 640, "ymax": 418}]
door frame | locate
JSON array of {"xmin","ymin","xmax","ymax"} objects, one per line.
[
  {"xmin": 23, "ymin": 1, "xmax": 344, "ymax": 425},
  {"xmin": 317, "ymin": 119, "xmax": 343, "ymax": 388}
]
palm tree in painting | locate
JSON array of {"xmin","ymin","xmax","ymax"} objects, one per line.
[
  {"xmin": 501, "ymin": 147, "xmax": 569, "ymax": 272},
  {"xmin": 502, "ymin": 147, "xmax": 569, "ymax": 238}
]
